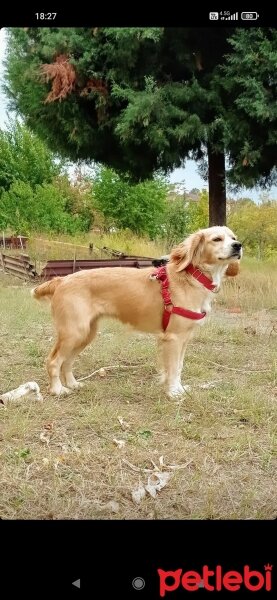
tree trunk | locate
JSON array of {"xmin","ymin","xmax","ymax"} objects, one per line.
[{"xmin": 208, "ymin": 144, "xmax": 226, "ymax": 226}]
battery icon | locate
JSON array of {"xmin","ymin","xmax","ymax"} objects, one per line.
[{"xmin": 241, "ymin": 12, "xmax": 259, "ymax": 19}]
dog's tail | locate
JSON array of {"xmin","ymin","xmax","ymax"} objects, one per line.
[{"xmin": 31, "ymin": 277, "xmax": 62, "ymax": 303}]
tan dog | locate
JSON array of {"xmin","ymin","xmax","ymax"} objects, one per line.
[{"xmin": 32, "ymin": 226, "xmax": 242, "ymax": 397}]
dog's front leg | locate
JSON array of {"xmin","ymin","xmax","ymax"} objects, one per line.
[
  {"xmin": 177, "ymin": 332, "xmax": 194, "ymax": 390},
  {"xmin": 156, "ymin": 336, "xmax": 167, "ymax": 385},
  {"xmin": 159, "ymin": 334, "xmax": 188, "ymax": 397}
]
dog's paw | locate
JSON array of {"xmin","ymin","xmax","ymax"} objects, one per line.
[
  {"xmin": 66, "ymin": 381, "xmax": 84, "ymax": 390},
  {"xmin": 49, "ymin": 385, "xmax": 72, "ymax": 396},
  {"xmin": 167, "ymin": 383, "xmax": 191, "ymax": 398}
]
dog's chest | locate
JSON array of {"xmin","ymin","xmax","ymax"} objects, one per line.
[{"xmin": 201, "ymin": 295, "xmax": 213, "ymax": 315}]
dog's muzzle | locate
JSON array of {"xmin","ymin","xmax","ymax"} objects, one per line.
[{"xmin": 230, "ymin": 241, "xmax": 242, "ymax": 258}]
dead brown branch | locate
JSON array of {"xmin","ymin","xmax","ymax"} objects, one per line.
[{"xmin": 40, "ymin": 54, "xmax": 76, "ymax": 102}]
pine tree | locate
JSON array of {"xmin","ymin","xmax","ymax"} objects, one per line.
[{"xmin": 4, "ymin": 27, "xmax": 277, "ymax": 225}]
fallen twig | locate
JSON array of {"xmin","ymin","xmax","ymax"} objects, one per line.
[
  {"xmin": 203, "ymin": 360, "xmax": 271, "ymax": 373},
  {"xmin": 122, "ymin": 457, "xmax": 193, "ymax": 473},
  {"xmin": 122, "ymin": 458, "xmax": 153, "ymax": 473},
  {"xmin": 78, "ymin": 364, "xmax": 148, "ymax": 381}
]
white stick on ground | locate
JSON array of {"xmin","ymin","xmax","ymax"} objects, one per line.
[{"xmin": 0, "ymin": 381, "xmax": 43, "ymax": 406}]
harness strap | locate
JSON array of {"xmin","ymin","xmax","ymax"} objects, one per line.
[
  {"xmin": 185, "ymin": 263, "xmax": 217, "ymax": 292},
  {"xmin": 162, "ymin": 306, "xmax": 206, "ymax": 330},
  {"xmin": 154, "ymin": 265, "xmax": 208, "ymax": 331}
]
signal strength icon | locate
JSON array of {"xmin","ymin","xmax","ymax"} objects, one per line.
[{"xmin": 225, "ymin": 12, "xmax": 238, "ymax": 20}]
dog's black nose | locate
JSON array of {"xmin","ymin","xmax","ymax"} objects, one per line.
[{"xmin": 232, "ymin": 242, "xmax": 242, "ymax": 251}]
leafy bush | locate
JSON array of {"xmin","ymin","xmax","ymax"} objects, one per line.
[
  {"xmin": 92, "ymin": 167, "xmax": 168, "ymax": 237},
  {"xmin": 228, "ymin": 199, "xmax": 277, "ymax": 259},
  {"xmin": 0, "ymin": 121, "xmax": 62, "ymax": 193},
  {"xmin": 163, "ymin": 190, "xmax": 209, "ymax": 246},
  {"xmin": 0, "ymin": 177, "xmax": 94, "ymax": 235}
]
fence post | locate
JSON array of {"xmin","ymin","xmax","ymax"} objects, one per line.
[
  {"xmin": 2, "ymin": 231, "xmax": 5, "ymax": 250},
  {"xmin": 0, "ymin": 252, "xmax": 5, "ymax": 272}
]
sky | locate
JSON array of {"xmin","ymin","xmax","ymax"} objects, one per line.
[{"xmin": 0, "ymin": 28, "xmax": 276, "ymax": 202}]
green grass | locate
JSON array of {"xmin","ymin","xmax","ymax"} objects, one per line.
[{"xmin": 0, "ymin": 261, "xmax": 276, "ymax": 520}]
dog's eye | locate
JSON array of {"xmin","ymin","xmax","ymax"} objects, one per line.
[
  {"xmin": 212, "ymin": 237, "xmax": 222, "ymax": 242},
  {"xmin": 231, "ymin": 237, "xmax": 236, "ymax": 241}
]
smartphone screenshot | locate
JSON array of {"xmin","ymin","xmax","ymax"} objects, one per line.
[{"xmin": 0, "ymin": 7, "xmax": 275, "ymax": 597}]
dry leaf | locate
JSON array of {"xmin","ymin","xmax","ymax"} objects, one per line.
[
  {"xmin": 199, "ymin": 382, "xmax": 217, "ymax": 390},
  {"xmin": 145, "ymin": 472, "xmax": 171, "ymax": 498},
  {"xmin": 103, "ymin": 500, "xmax": 120, "ymax": 513},
  {"xmin": 57, "ymin": 442, "xmax": 80, "ymax": 454},
  {"xmin": 54, "ymin": 456, "xmax": 66, "ymax": 469},
  {"xmin": 244, "ymin": 326, "xmax": 256, "ymax": 335},
  {"xmin": 99, "ymin": 368, "xmax": 106, "ymax": 377},
  {"xmin": 39, "ymin": 432, "xmax": 51, "ymax": 445},
  {"xmin": 117, "ymin": 416, "xmax": 130, "ymax": 430},
  {"xmin": 40, "ymin": 433, "xmax": 50, "ymax": 445},
  {"xmin": 44, "ymin": 422, "xmax": 54, "ymax": 431},
  {"xmin": 113, "ymin": 438, "xmax": 126, "ymax": 449},
  {"xmin": 58, "ymin": 443, "xmax": 69, "ymax": 453},
  {"xmin": 131, "ymin": 484, "xmax": 146, "ymax": 504}
]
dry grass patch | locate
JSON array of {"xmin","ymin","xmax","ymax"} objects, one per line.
[{"xmin": 0, "ymin": 265, "xmax": 276, "ymax": 520}]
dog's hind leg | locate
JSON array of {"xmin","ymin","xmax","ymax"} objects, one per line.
[
  {"xmin": 47, "ymin": 319, "xmax": 98, "ymax": 396},
  {"xmin": 60, "ymin": 321, "xmax": 98, "ymax": 390},
  {"xmin": 46, "ymin": 341, "xmax": 70, "ymax": 396}
]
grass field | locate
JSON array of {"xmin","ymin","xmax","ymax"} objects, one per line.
[{"xmin": 0, "ymin": 259, "xmax": 276, "ymax": 520}]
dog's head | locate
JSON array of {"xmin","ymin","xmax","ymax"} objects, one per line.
[{"xmin": 170, "ymin": 226, "xmax": 242, "ymax": 276}]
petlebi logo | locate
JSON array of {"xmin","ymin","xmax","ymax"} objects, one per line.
[{"xmin": 158, "ymin": 564, "xmax": 273, "ymax": 595}]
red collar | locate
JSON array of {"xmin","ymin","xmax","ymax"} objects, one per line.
[
  {"xmin": 185, "ymin": 264, "xmax": 217, "ymax": 292},
  {"xmin": 153, "ymin": 266, "xmax": 207, "ymax": 331}
]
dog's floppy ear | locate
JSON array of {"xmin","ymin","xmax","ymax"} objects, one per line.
[
  {"xmin": 225, "ymin": 261, "xmax": 240, "ymax": 277},
  {"xmin": 171, "ymin": 232, "xmax": 205, "ymax": 272}
]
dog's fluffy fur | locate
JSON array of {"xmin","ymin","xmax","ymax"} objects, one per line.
[{"xmin": 32, "ymin": 226, "xmax": 241, "ymax": 397}]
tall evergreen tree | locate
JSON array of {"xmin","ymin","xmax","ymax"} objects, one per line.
[{"xmin": 4, "ymin": 27, "xmax": 277, "ymax": 224}]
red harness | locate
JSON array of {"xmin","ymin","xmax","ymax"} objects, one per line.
[{"xmin": 153, "ymin": 264, "xmax": 217, "ymax": 331}]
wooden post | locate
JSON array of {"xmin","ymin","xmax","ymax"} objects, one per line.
[
  {"xmin": 0, "ymin": 252, "xmax": 5, "ymax": 272},
  {"xmin": 2, "ymin": 231, "xmax": 5, "ymax": 250},
  {"xmin": 73, "ymin": 248, "xmax": 76, "ymax": 273}
]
